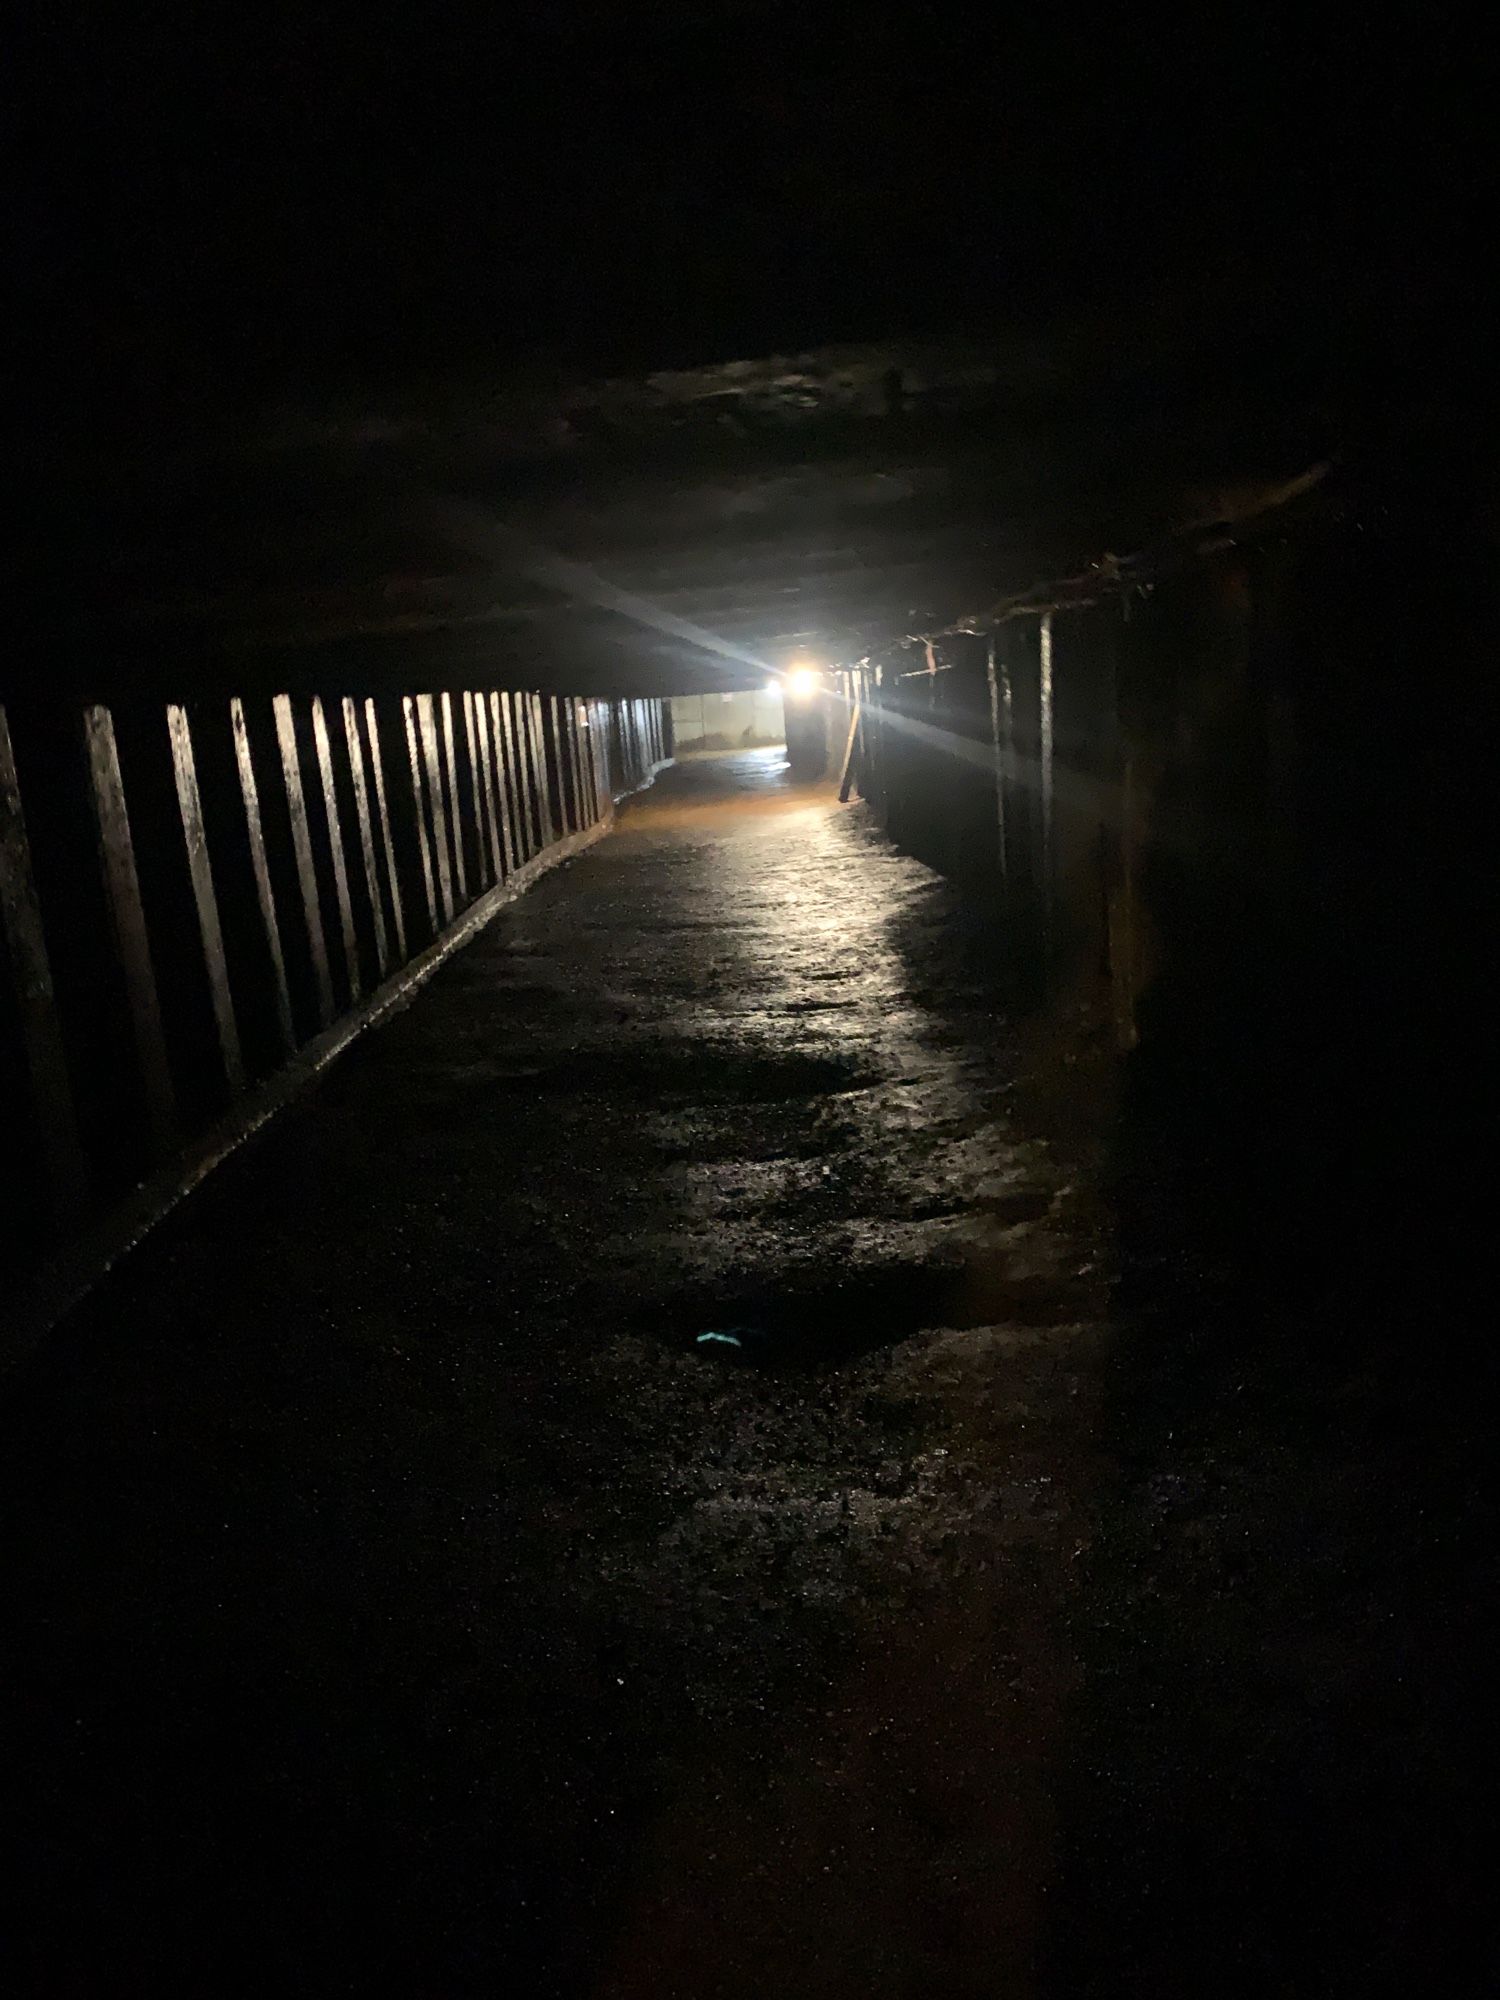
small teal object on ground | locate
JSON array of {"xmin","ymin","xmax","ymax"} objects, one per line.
[{"xmin": 695, "ymin": 1326, "xmax": 764, "ymax": 1353}]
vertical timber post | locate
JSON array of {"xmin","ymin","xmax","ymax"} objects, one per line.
[
  {"xmin": 83, "ymin": 704, "xmax": 180, "ymax": 1155},
  {"xmin": 1039, "ymin": 610, "xmax": 1055, "ymax": 950},
  {"xmin": 471, "ymin": 692, "xmax": 505, "ymax": 884},
  {"xmin": 401, "ymin": 696, "xmax": 440, "ymax": 938},
  {"xmin": 342, "ymin": 696, "xmax": 391, "ymax": 980},
  {"xmin": 586, "ymin": 702, "xmax": 607, "ymax": 818},
  {"xmin": 510, "ymin": 694, "xmax": 538, "ymax": 858},
  {"xmin": 416, "ymin": 694, "xmax": 455, "ymax": 925},
  {"xmin": 438, "ymin": 692, "xmax": 468, "ymax": 908},
  {"xmin": 565, "ymin": 699, "xmax": 589, "ymax": 826},
  {"xmin": 231, "ymin": 698, "xmax": 296, "ymax": 1055},
  {"xmin": 274, "ymin": 694, "xmax": 335, "ymax": 1029},
  {"xmin": 590, "ymin": 701, "xmax": 606, "ymax": 815},
  {"xmin": 311, "ymin": 696, "xmax": 361, "ymax": 1002},
  {"xmin": 167, "ymin": 704, "xmax": 244, "ymax": 1092},
  {"xmin": 489, "ymin": 692, "xmax": 521, "ymax": 873},
  {"xmin": 836, "ymin": 680, "xmax": 862, "ymax": 803},
  {"xmin": 0, "ymin": 706, "xmax": 87, "ymax": 1221},
  {"xmin": 468, "ymin": 704, "xmax": 496, "ymax": 892},
  {"xmin": 510, "ymin": 693, "xmax": 538, "ymax": 860},
  {"xmin": 362, "ymin": 698, "xmax": 407, "ymax": 964},
  {"xmin": 986, "ymin": 635, "xmax": 1008, "ymax": 883},
  {"xmin": 548, "ymin": 696, "xmax": 574, "ymax": 836},
  {"xmin": 528, "ymin": 696, "xmax": 555, "ymax": 844}
]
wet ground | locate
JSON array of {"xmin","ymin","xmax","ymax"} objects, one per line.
[{"xmin": 1, "ymin": 750, "xmax": 1488, "ymax": 1995}]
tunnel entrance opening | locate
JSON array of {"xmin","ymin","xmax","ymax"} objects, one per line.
[{"xmin": 668, "ymin": 687, "xmax": 784, "ymax": 756}]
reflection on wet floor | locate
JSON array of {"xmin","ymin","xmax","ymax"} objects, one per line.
[
  {"xmin": 0, "ymin": 747, "xmax": 1481, "ymax": 1996},
  {"xmin": 1, "ymin": 746, "xmax": 1111, "ymax": 1995}
]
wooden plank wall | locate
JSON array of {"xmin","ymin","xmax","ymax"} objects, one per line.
[{"xmin": 0, "ymin": 691, "xmax": 671, "ymax": 1292}]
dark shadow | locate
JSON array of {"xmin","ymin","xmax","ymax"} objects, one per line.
[
  {"xmin": 1047, "ymin": 486, "xmax": 1494, "ymax": 1997},
  {"xmin": 640, "ymin": 1248, "xmax": 1077, "ymax": 1374}
]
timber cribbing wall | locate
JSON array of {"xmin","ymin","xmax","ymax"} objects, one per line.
[
  {"xmin": 1, "ymin": 689, "xmax": 669, "ymax": 1299},
  {"xmin": 847, "ymin": 483, "xmax": 1482, "ymax": 1066}
]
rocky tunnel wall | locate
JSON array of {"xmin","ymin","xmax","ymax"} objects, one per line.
[
  {"xmin": 1, "ymin": 687, "xmax": 670, "ymax": 1323},
  {"xmin": 848, "ymin": 472, "xmax": 1488, "ymax": 1358},
  {"xmin": 850, "ymin": 485, "xmax": 1479, "ymax": 1046}
]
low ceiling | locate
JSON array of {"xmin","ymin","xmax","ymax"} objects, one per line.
[
  {"xmin": 33, "ymin": 328, "xmax": 1331, "ymax": 703},
  {"xmin": 14, "ymin": 18, "xmax": 1475, "ymax": 706}
]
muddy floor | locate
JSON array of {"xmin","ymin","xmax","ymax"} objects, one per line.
[{"xmin": 0, "ymin": 751, "xmax": 1487, "ymax": 1995}]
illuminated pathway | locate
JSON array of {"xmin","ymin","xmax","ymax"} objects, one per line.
[{"xmin": 1, "ymin": 749, "xmax": 1108, "ymax": 1994}]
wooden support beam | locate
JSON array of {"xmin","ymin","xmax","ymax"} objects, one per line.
[
  {"xmin": 471, "ymin": 690, "xmax": 505, "ymax": 885},
  {"xmin": 362, "ymin": 698, "xmax": 407, "ymax": 965},
  {"xmin": 167, "ymin": 705, "xmax": 244, "ymax": 1091},
  {"xmin": 509, "ymin": 693, "xmax": 539, "ymax": 859},
  {"xmin": 311, "ymin": 696, "xmax": 362, "ymax": 1002},
  {"xmin": 548, "ymin": 697, "xmax": 573, "ymax": 836},
  {"xmin": 273, "ymin": 694, "xmax": 336, "ymax": 1028},
  {"xmin": 83, "ymin": 704, "xmax": 180, "ymax": 1155},
  {"xmin": 986, "ymin": 635, "xmax": 1009, "ymax": 881},
  {"xmin": 401, "ymin": 696, "xmax": 440, "ymax": 936},
  {"xmin": 489, "ymin": 691, "xmax": 521, "ymax": 872},
  {"xmin": 231, "ymin": 698, "xmax": 297, "ymax": 1054},
  {"xmin": 342, "ymin": 696, "xmax": 391, "ymax": 980},
  {"xmin": 837, "ymin": 690, "xmax": 863, "ymax": 803},
  {"xmin": 415, "ymin": 694, "xmax": 455, "ymax": 924},
  {"xmin": 0, "ymin": 706, "xmax": 87, "ymax": 1223},
  {"xmin": 1039, "ymin": 610, "xmax": 1055, "ymax": 944},
  {"xmin": 588, "ymin": 701, "xmax": 609, "ymax": 815},
  {"xmin": 528, "ymin": 695, "xmax": 555, "ymax": 845},
  {"xmin": 564, "ymin": 698, "xmax": 588, "ymax": 827},
  {"xmin": 438, "ymin": 692, "xmax": 468, "ymax": 907}
]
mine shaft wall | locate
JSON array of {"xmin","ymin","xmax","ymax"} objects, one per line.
[{"xmin": 851, "ymin": 481, "xmax": 1487, "ymax": 1332}]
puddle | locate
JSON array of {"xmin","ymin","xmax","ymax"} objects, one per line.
[{"xmin": 641, "ymin": 1252, "xmax": 1076, "ymax": 1372}]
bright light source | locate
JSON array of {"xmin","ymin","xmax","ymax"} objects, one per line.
[{"xmin": 783, "ymin": 665, "xmax": 822, "ymax": 703}]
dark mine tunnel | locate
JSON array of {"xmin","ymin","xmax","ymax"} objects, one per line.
[{"xmin": 4, "ymin": 14, "xmax": 1494, "ymax": 1998}]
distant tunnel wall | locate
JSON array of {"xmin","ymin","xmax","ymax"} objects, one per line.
[
  {"xmin": 669, "ymin": 689, "xmax": 784, "ymax": 751},
  {"xmin": 849, "ymin": 464, "xmax": 1488, "ymax": 1371},
  {"xmin": 1, "ymin": 689, "xmax": 669, "ymax": 1311},
  {"xmin": 847, "ymin": 488, "xmax": 1481, "ymax": 1063},
  {"xmin": 848, "ymin": 611, "xmax": 1141, "ymax": 1032}
]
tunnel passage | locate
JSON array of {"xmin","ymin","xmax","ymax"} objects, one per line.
[
  {"xmin": 0, "ymin": 747, "xmax": 1110, "ymax": 1995},
  {"xmin": 5, "ymin": 317, "xmax": 1492, "ymax": 1997},
  {"xmin": 4, "ymin": 719, "xmax": 1485, "ymax": 1997}
]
